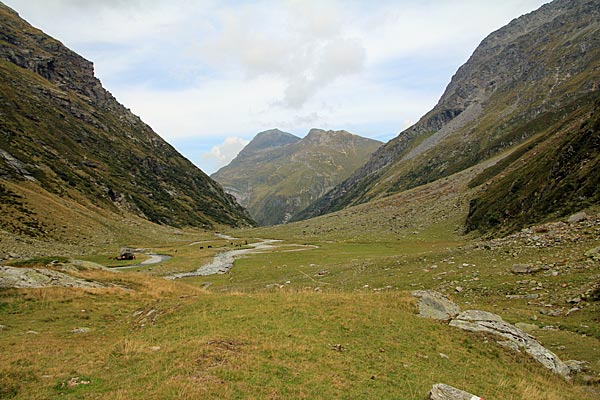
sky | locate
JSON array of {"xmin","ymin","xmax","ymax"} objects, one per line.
[{"xmin": 5, "ymin": 0, "xmax": 550, "ymax": 174}]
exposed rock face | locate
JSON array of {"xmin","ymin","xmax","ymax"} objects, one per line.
[
  {"xmin": 412, "ymin": 290, "xmax": 460, "ymax": 321},
  {"xmin": 449, "ymin": 310, "xmax": 571, "ymax": 378},
  {"xmin": 213, "ymin": 128, "xmax": 381, "ymax": 226},
  {"xmin": 0, "ymin": 266, "xmax": 108, "ymax": 288},
  {"xmin": 301, "ymin": 0, "xmax": 600, "ymax": 231},
  {"xmin": 412, "ymin": 290, "xmax": 573, "ymax": 378},
  {"xmin": 0, "ymin": 3, "xmax": 253, "ymax": 234},
  {"xmin": 427, "ymin": 383, "xmax": 483, "ymax": 400}
]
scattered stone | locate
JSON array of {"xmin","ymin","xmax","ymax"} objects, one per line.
[
  {"xmin": 331, "ymin": 343, "xmax": 344, "ymax": 352},
  {"xmin": 455, "ymin": 286, "xmax": 464, "ymax": 293},
  {"xmin": 565, "ymin": 307, "xmax": 580, "ymax": 316},
  {"xmin": 511, "ymin": 264, "xmax": 540, "ymax": 274},
  {"xmin": 567, "ymin": 211, "xmax": 588, "ymax": 223},
  {"xmin": 64, "ymin": 377, "xmax": 91, "ymax": 388},
  {"xmin": 26, "ymin": 330, "xmax": 39, "ymax": 335},
  {"xmin": 567, "ymin": 297, "xmax": 581, "ymax": 304},
  {"xmin": 265, "ymin": 283, "xmax": 283, "ymax": 289},
  {"xmin": 427, "ymin": 383, "xmax": 484, "ymax": 400},
  {"xmin": 412, "ymin": 290, "xmax": 460, "ymax": 321},
  {"xmin": 540, "ymin": 308, "xmax": 563, "ymax": 317},
  {"xmin": 149, "ymin": 346, "xmax": 161, "ymax": 352},
  {"xmin": 439, "ymin": 353, "xmax": 449, "ymax": 359},
  {"xmin": 71, "ymin": 327, "xmax": 90, "ymax": 334},
  {"xmin": 450, "ymin": 309, "xmax": 571, "ymax": 378},
  {"xmin": 315, "ymin": 270, "xmax": 329, "ymax": 276}
]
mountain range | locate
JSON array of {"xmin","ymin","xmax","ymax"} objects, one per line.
[
  {"xmin": 1, "ymin": 0, "xmax": 599, "ymax": 244},
  {"xmin": 212, "ymin": 128, "xmax": 381, "ymax": 225}
]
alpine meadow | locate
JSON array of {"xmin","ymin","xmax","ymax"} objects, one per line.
[{"xmin": 1, "ymin": 1, "xmax": 599, "ymax": 399}]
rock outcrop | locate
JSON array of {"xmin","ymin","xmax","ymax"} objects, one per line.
[
  {"xmin": 427, "ymin": 383, "xmax": 483, "ymax": 400},
  {"xmin": 412, "ymin": 290, "xmax": 574, "ymax": 378},
  {"xmin": 449, "ymin": 310, "xmax": 571, "ymax": 378},
  {"xmin": 0, "ymin": 266, "xmax": 109, "ymax": 288},
  {"xmin": 412, "ymin": 290, "xmax": 460, "ymax": 321}
]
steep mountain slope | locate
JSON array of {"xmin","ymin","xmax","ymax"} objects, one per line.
[
  {"xmin": 298, "ymin": 0, "xmax": 600, "ymax": 233},
  {"xmin": 0, "ymin": 2, "xmax": 253, "ymax": 246},
  {"xmin": 212, "ymin": 129, "xmax": 382, "ymax": 225},
  {"xmin": 466, "ymin": 91, "xmax": 600, "ymax": 234}
]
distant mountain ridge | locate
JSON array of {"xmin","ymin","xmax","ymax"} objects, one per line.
[
  {"xmin": 0, "ymin": 2, "xmax": 254, "ymax": 245},
  {"xmin": 212, "ymin": 128, "xmax": 382, "ymax": 225},
  {"xmin": 298, "ymin": 0, "xmax": 600, "ymax": 232}
]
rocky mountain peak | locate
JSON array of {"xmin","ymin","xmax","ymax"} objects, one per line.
[
  {"xmin": 234, "ymin": 129, "xmax": 299, "ymax": 162},
  {"xmin": 212, "ymin": 128, "xmax": 382, "ymax": 225}
]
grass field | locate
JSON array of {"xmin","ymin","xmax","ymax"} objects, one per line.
[{"xmin": 1, "ymin": 172, "xmax": 599, "ymax": 399}]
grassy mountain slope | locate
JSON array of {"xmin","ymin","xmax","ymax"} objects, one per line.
[
  {"xmin": 467, "ymin": 91, "xmax": 600, "ymax": 234},
  {"xmin": 212, "ymin": 129, "xmax": 381, "ymax": 226},
  {"xmin": 299, "ymin": 0, "xmax": 600, "ymax": 233},
  {"xmin": 0, "ymin": 2, "xmax": 253, "ymax": 252}
]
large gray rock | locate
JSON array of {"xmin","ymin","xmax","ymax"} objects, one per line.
[
  {"xmin": 412, "ymin": 290, "xmax": 460, "ymax": 321},
  {"xmin": 567, "ymin": 211, "xmax": 588, "ymax": 223},
  {"xmin": 427, "ymin": 383, "xmax": 483, "ymax": 400},
  {"xmin": 511, "ymin": 264, "xmax": 540, "ymax": 274},
  {"xmin": 450, "ymin": 310, "xmax": 571, "ymax": 378},
  {"xmin": 0, "ymin": 266, "xmax": 108, "ymax": 288}
]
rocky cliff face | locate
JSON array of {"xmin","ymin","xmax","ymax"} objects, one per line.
[
  {"xmin": 300, "ymin": 0, "xmax": 600, "ymax": 227},
  {"xmin": 0, "ymin": 2, "xmax": 254, "ymax": 236},
  {"xmin": 212, "ymin": 129, "xmax": 382, "ymax": 226}
]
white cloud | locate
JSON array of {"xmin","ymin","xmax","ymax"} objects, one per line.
[
  {"xmin": 3, "ymin": 0, "xmax": 552, "ymax": 173},
  {"xmin": 199, "ymin": 1, "xmax": 366, "ymax": 108},
  {"xmin": 202, "ymin": 137, "xmax": 249, "ymax": 171}
]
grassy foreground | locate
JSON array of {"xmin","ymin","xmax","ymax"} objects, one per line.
[
  {"xmin": 0, "ymin": 279, "xmax": 592, "ymax": 399},
  {"xmin": 1, "ymin": 172, "xmax": 599, "ymax": 398}
]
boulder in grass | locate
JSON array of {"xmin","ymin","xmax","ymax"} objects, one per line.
[
  {"xmin": 427, "ymin": 383, "xmax": 484, "ymax": 400},
  {"xmin": 412, "ymin": 290, "xmax": 460, "ymax": 321},
  {"xmin": 449, "ymin": 310, "xmax": 571, "ymax": 378},
  {"xmin": 567, "ymin": 211, "xmax": 588, "ymax": 223}
]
